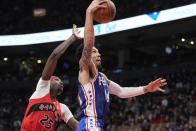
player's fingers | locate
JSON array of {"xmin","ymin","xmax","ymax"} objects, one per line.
[
  {"xmin": 153, "ymin": 78, "xmax": 161, "ymax": 85},
  {"xmin": 158, "ymin": 82, "xmax": 167, "ymax": 87},
  {"xmin": 158, "ymin": 88, "xmax": 165, "ymax": 93},
  {"xmin": 161, "ymin": 82, "xmax": 167, "ymax": 86},
  {"xmin": 99, "ymin": 0, "xmax": 107, "ymax": 5},
  {"xmin": 97, "ymin": 5, "xmax": 107, "ymax": 8},
  {"xmin": 99, "ymin": 0, "xmax": 107, "ymax": 3},
  {"xmin": 155, "ymin": 78, "xmax": 162, "ymax": 82},
  {"xmin": 161, "ymin": 79, "xmax": 166, "ymax": 83}
]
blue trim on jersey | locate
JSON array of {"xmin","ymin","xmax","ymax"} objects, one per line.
[
  {"xmin": 78, "ymin": 84, "xmax": 87, "ymax": 117},
  {"xmin": 76, "ymin": 116, "xmax": 104, "ymax": 131},
  {"xmin": 78, "ymin": 72, "xmax": 110, "ymax": 120}
]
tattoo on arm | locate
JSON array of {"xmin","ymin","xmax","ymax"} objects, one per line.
[
  {"xmin": 80, "ymin": 12, "xmax": 94, "ymax": 71},
  {"xmin": 80, "ymin": 37, "xmax": 94, "ymax": 70}
]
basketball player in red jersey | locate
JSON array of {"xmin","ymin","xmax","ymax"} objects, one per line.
[
  {"xmin": 21, "ymin": 24, "xmax": 81, "ymax": 131},
  {"xmin": 75, "ymin": 0, "xmax": 167, "ymax": 130}
]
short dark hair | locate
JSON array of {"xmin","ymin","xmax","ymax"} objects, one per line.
[
  {"xmin": 75, "ymin": 43, "xmax": 84, "ymax": 62},
  {"xmin": 75, "ymin": 44, "xmax": 99, "ymax": 63}
]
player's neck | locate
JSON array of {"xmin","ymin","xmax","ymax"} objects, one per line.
[{"xmin": 50, "ymin": 92, "xmax": 57, "ymax": 101}]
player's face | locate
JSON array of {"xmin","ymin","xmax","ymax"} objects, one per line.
[
  {"xmin": 91, "ymin": 47, "xmax": 101, "ymax": 68},
  {"xmin": 51, "ymin": 77, "xmax": 64, "ymax": 96}
]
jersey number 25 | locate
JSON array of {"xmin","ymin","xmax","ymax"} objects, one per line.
[{"xmin": 40, "ymin": 114, "xmax": 54, "ymax": 130}]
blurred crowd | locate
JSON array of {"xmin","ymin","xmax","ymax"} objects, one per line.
[
  {"xmin": 1, "ymin": 0, "xmax": 196, "ymax": 131},
  {"xmin": 1, "ymin": 47, "xmax": 196, "ymax": 82},
  {"xmin": 0, "ymin": 0, "xmax": 196, "ymax": 35},
  {"xmin": 104, "ymin": 71, "xmax": 196, "ymax": 131},
  {"xmin": 0, "ymin": 65, "xmax": 196, "ymax": 131}
]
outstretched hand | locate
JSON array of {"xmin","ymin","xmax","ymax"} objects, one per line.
[
  {"xmin": 144, "ymin": 78, "xmax": 167, "ymax": 93},
  {"xmin": 87, "ymin": 0, "xmax": 107, "ymax": 13},
  {"xmin": 72, "ymin": 24, "xmax": 82, "ymax": 40}
]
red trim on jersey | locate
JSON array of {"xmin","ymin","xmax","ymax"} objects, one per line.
[
  {"xmin": 81, "ymin": 85, "xmax": 88, "ymax": 115},
  {"xmin": 93, "ymin": 73, "xmax": 98, "ymax": 83},
  {"xmin": 54, "ymin": 101, "xmax": 62, "ymax": 119},
  {"xmin": 91, "ymin": 82, "xmax": 97, "ymax": 127},
  {"xmin": 86, "ymin": 117, "xmax": 89, "ymax": 131}
]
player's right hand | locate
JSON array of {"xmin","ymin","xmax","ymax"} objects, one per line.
[
  {"xmin": 87, "ymin": 0, "xmax": 107, "ymax": 13},
  {"xmin": 143, "ymin": 78, "xmax": 167, "ymax": 93},
  {"xmin": 72, "ymin": 24, "xmax": 81, "ymax": 40}
]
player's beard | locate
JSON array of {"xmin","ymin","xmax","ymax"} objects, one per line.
[
  {"xmin": 57, "ymin": 89, "xmax": 62, "ymax": 96},
  {"xmin": 97, "ymin": 63, "xmax": 102, "ymax": 71},
  {"xmin": 58, "ymin": 87, "xmax": 63, "ymax": 95}
]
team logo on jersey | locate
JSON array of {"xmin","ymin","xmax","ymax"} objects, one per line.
[
  {"xmin": 26, "ymin": 103, "xmax": 60, "ymax": 122},
  {"xmin": 99, "ymin": 76, "xmax": 107, "ymax": 86}
]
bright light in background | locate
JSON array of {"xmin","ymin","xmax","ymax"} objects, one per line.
[
  {"xmin": 153, "ymin": 12, "xmax": 157, "ymax": 15},
  {"xmin": 3, "ymin": 57, "xmax": 8, "ymax": 61},
  {"xmin": 37, "ymin": 59, "xmax": 42, "ymax": 64},
  {"xmin": 165, "ymin": 46, "xmax": 172, "ymax": 54},
  {"xmin": 190, "ymin": 41, "xmax": 194, "ymax": 45},
  {"xmin": 181, "ymin": 38, "xmax": 186, "ymax": 42},
  {"xmin": 1, "ymin": 3, "xmax": 196, "ymax": 46}
]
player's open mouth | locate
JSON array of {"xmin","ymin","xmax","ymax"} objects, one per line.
[
  {"xmin": 59, "ymin": 84, "xmax": 64, "ymax": 89},
  {"xmin": 97, "ymin": 59, "xmax": 101, "ymax": 62},
  {"xmin": 59, "ymin": 86, "xmax": 63, "ymax": 92}
]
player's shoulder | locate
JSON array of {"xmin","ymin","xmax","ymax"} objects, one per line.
[
  {"xmin": 38, "ymin": 77, "xmax": 50, "ymax": 83},
  {"xmin": 99, "ymin": 72, "xmax": 107, "ymax": 79},
  {"xmin": 59, "ymin": 103, "xmax": 72, "ymax": 115},
  {"xmin": 30, "ymin": 78, "xmax": 50, "ymax": 99},
  {"xmin": 59, "ymin": 103, "xmax": 69, "ymax": 110},
  {"xmin": 36, "ymin": 77, "xmax": 50, "ymax": 87},
  {"xmin": 99, "ymin": 72, "xmax": 111, "ymax": 84}
]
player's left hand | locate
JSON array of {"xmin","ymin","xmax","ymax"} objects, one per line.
[
  {"xmin": 144, "ymin": 78, "xmax": 167, "ymax": 93},
  {"xmin": 72, "ymin": 24, "xmax": 82, "ymax": 40}
]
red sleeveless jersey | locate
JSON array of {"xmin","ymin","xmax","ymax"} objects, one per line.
[{"xmin": 21, "ymin": 93, "xmax": 62, "ymax": 131}]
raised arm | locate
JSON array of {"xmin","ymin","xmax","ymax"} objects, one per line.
[
  {"xmin": 42, "ymin": 24, "xmax": 81, "ymax": 80},
  {"xmin": 79, "ymin": 6, "xmax": 95, "ymax": 71},
  {"xmin": 79, "ymin": 0, "xmax": 106, "ymax": 71},
  {"xmin": 78, "ymin": 0, "xmax": 106, "ymax": 85},
  {"xmin": 101, "ymin": 73, "xmax": 167, "ymax": 98}
]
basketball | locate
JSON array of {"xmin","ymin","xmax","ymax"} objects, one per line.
[{"xmin": 94, "ymin": 0, "xmax": 116, "ymax": 23}]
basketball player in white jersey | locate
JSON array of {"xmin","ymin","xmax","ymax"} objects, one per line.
[
  {"xmin": 21, "ymin": 24, "xmax": 81, "ymax": 131},
  {"xmin": 75, "ymin": 0, "xmax": 167, "ymax": 131}
]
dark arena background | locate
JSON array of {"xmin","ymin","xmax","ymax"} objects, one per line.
[{"xmin": 0, "ymin": 0, "xmax": 196, "ymax": 130}]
